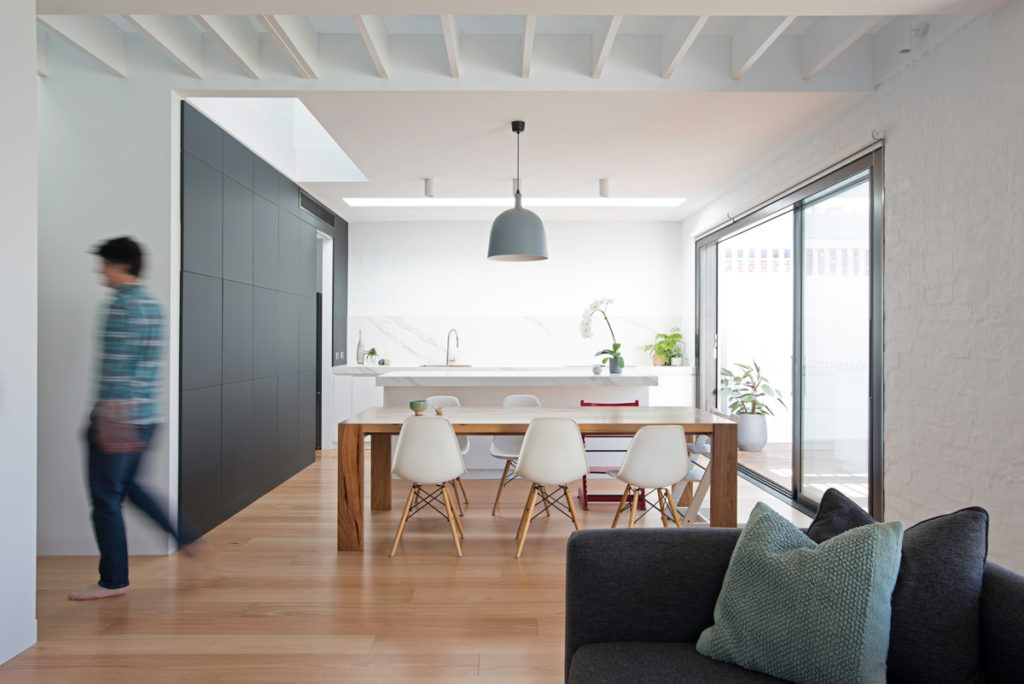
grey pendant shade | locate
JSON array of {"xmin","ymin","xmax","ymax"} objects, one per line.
[{"xmin": 487, "ymin": 121, "xmax": 548, "ymax": 261}]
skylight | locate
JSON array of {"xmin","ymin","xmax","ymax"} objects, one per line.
[{"xmin": 186, "ymin": 97, "xmax": 367, "ymax": 183}]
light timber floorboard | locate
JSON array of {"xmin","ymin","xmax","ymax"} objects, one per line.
[{"xmin": 4, "ymin": 450, "xmax": 808, "ymax": 683}]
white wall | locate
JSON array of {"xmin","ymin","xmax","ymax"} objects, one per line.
[
  {"xmin": 37, "ymin": 40, "xmax": 180, "ymax": 555},
  {"xmin": 682, "ymin": 5, "xmax": 1024, "ymax": 570},
  {"xmin": 0, "ymin": 0, "xmax": 38, "ymax": 664},
  {"xmin": 347, "ymin": 221, "xmax": 686, "ymax": 367}
]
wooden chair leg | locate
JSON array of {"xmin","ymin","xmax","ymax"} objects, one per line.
[
  {"xmin": 611, "ymin": 486, "xmax": 630, "ymax": 528},
  {"xmin": 539, "ymin": 486, "xmax": 551, "ymax": 516},
  {"xmin": 449, "ymin": 480, "xmax": 464, "ymax": 516},
  {"xmin": 441, "ymin": 484, "xmax": 463, "ymax": 558},
  {"xmin": 492, "ymin": 460, "xmax": 512, "ymax": 516},
  {"xmin": 580, "ymin": 474, "xmax": 590, "ymax": 511},
  {"xmin": 657, "ymin": 489, "xmax": 670, "ymax": 527},
  {"xmin": 456, "ymin": 476, "xmax": 469, "ymax": 505},
  {"xmin": 515, "ymin": 484, "xmax": 535, "ymax": 542},
  {"xmin": 666, "ymin": 487, "xmax": 683, "ymax": 527},
  {"xmin": 389, "ymin": 485, "xmax": 418, "ymax": 558},
  {"xmin": 564, "ymin": 485, "xmax": 582, "ymax": 530},
  {"xmin": 515, "ymin": 484, "xmax": 540, "ymax": 559},
  {"xmin": 444, "ymin": 483, "xmax": 465, "ymax": 538},
  {"xmin": 628, "ymin": 489, "xmax": 640, "ymax": 528}
]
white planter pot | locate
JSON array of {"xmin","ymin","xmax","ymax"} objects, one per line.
[{"xmin": 736, "ymin": 413, "xmax": 768, "ymax": 452}]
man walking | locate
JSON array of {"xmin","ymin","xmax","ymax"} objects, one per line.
[{"xmin": 70, "ymin": 237, "xmax": 196, "ymax": 600}]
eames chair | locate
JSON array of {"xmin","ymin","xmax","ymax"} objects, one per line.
[
  {"xmin": 611, "ymin": 426, "xmax": 690, "ymax": 528},
  {"xmin": 425, "ymin": 395, "xmax": 470, "ymax": 510},
  {"xmin": 389, "ymin": 416, "xmax": 467, "ymax": 558},
  {"xmin": 513, "ymin": 417, "xmax": 588, "ymax": 559},
  {"xmin": 489, "ymin": 394, "xmax": 542, "ymax": 516}
]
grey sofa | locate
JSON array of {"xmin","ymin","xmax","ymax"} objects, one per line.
[{"xmin": 565, "ymin": 528, "xmax": 1024, "ymax": 683}]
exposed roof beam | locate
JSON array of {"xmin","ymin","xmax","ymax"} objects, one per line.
[
  {"xmin": 731, "ymin": 15, "xmax": 796, "ymax": 79},
  {"xmin": 592, "ymin": 14, "xmax": 622, "ymax": 79},
  {"xmin": 662, "ymin": 15, "xmax": 708, "ymax": 79},
  {"xmin": 34, "ymin": 1, "xmax": 1011, "ymax": 16},
  {"xmin": 801, "ymin": 15, "xmax": 883, "ymax": 79},
  {"xmin": 193, "ymin": 14, "xmax": 261, "ymax": 79},
  {"xmin": 257, "ymin": 14, "xmax": 319, "ymax": 79},
  {"xmin": 36, "ymin": 14, "xmax": 126, "ymax": 77},
  {"xmin": 123, "ymin": 14, "xmax": 203, "ymax": 78},
  {"xmin": 522, "ymin": 14, "xmax": 536, "ymax": 78},
  {"xmin": 440, "ymin": 14, "xmax": 460, "ymax": 78},
  {"xmin": 353, "ymin": 14, "xmax": 390, "ymax": 79}
]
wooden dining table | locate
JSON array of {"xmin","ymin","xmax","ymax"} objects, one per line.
[{"xmin": 337, "ymin": 405, "xmax": 738, "ymax": 551}]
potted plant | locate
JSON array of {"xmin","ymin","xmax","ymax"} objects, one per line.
[
  {"xmin": 719, "ymin": 361, "xmax": 785, "ymax": 452},
  {"xmin": 365, "ymin": 347, "xmax": 378, "ymax": 365},
  {"xmin": 640, "ymin": 328, "xmax": 684, "ymax": 366},
  {"xmin": 581, "ymin": 298, "xmax": 625, "ymax": 373}
]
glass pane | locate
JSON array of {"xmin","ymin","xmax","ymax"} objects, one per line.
[
  {"xmin": 717, "ymin": 211, "xmax": 794, "ymax": 490},
  {"xmin": 801, "ymin": 175, "xmax": 871, "ymax": 509}
]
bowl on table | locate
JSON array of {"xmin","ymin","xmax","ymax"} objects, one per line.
[{"xmin": 409, "ymin": 400, "xmax": 429, "ymax": 416}]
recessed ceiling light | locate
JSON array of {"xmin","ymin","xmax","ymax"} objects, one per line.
[{"xmin": 342, "ymin": 197, "xmax": 686, "ymax": 208}]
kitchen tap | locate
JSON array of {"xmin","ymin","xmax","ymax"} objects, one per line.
[{"xmin": 446, "ymin": 329, "xmax": 459, "ymax": 366}]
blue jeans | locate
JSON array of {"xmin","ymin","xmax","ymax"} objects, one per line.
[{"xmin": 87, "ymin": 421, "xmax": 190, "ymax": 589}]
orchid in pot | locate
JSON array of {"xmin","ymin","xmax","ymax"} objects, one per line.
[{"xmin": 580, "ymin": 297, "xmax": 625, "ymax": 373}]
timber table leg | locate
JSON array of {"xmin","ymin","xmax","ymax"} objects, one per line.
[
  {"xmin": 370, "ymin": 433, "xmax": 392, "ymax": 510},
  {"xmin": 338, "ymin": 423, "xmax": 365, "ymax": 550},
  {"xmin": 710, "ymin": 423, "xmax": 738, "ymax": 527}
]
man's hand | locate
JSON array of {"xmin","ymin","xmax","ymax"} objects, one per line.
[{"xmin": 93, "ymin": 400, "xmax": 144, "ymax": 454}]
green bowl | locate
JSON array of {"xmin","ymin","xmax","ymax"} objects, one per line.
[{"xmin": 409, "ymin": 400, "xmax": 429, "ymax": 410}]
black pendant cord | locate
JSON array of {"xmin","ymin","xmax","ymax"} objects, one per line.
[{"xmin": 516, "ymin": 130, "xmax": 521, "ymax": 194}]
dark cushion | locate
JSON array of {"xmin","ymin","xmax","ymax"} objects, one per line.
[
  {"xmin": 568, "ymin": 642, "xmax": 790, "ymax": 684},
  {"xmin": 806, "ymin": 487, "xmax": 875, "ymax": 543},
  {"xmin": 804, "ymin": 489, "xmax": 989, "ymax": 684}
]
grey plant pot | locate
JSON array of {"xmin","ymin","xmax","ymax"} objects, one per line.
[
  {"xmin": 609, "ymin": 358, "xmax": 623, "ymax": 374},
  {"xmin": 736, "ymin": 413, "xmax": 768, "ymax": 452}
]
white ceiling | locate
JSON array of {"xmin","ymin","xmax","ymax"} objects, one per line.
[{"xmin": 37, "ymin": 0, "xmax": 1007, "ymax": 223}]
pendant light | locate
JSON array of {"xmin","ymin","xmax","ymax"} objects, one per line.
[{"xmin": 487, "ymin": 120, "xmax": 548, "ymax": 261}]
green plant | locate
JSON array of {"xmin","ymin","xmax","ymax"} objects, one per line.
[
  {"xmin": 720, "ymin": 361, "xmax": 785, "ymax": 415},
  {"xmin": 366, "ymin": 347, "xmax": 378, "ymax": 361},
  {"xmin": 595, "ymin": 342, "xmax": 624, "ymax": 368},
  {"xmin": 640, "ymin": 328, "xmax": 684, "ymax": 363}
]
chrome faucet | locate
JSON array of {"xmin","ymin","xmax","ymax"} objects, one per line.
[{"xmin": 446, "ymin": 328, "xmax": 460, "ymax": 366}]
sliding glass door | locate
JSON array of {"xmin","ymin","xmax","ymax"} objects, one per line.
[{"xmin": 696, "ymin": 150, "xmax": 883, "ymax": 516}]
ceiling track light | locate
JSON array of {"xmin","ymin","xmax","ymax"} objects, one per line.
[{"xmin": 487, "ymin": 120, "xmax": 548, "ymax": 262}]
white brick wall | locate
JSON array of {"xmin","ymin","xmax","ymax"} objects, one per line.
[{"xmin": 683, "ymin": 3, "xmax": 1024, "ymax": 570}]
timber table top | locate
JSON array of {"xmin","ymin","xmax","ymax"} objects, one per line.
[{"xmin": 342, "ymin": 405, "xmax": 736, "ymax": 434}]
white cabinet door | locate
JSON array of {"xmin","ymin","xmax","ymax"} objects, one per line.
[
  {"xmin": 330, "ymin": 375, "xmax": 353, "ymax": 447},
  {"xmin": 351, "ymin": 376, "xmax": 383, "ymax": 415}
]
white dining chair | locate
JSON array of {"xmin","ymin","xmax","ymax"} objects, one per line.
[
  {"xmin": 612, "ymin": 426, "xmax": 690, "ymax": 528},
  {"xmin": 513, "ymin": 417, "xmax": 588, "ymax": 559},
  {"xmin": 426, "ymin": 395, "xmax": 470, "ymax": 510},
  {"xmin": 389, "ymin": 416, "xmax": 467, "ymax": 558},
  {"xmin": 489, "ymin": 394, "xmax": 542, "ymax": 516}
]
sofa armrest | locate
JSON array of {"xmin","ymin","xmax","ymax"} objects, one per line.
[
  {"xmin": 981, "ymin": 562, "xmax": 1024, "ymax": 683},
  {"xmin": 564, "ymin": 527, "xmax": 741, "ymax": 681}
]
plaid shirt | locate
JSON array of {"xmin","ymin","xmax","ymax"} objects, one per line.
[{"xmin": 96, "ymin": 282, "xmax": 164, "ymax": 425}]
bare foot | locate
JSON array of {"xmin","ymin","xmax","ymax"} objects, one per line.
[{"xmin": 68, "ymin": 583, "xmax": 126, "ymax": 601}]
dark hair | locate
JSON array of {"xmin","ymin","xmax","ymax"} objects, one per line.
[{"xmin": 93, "ymin": 236, "xmax": 144, "ymax": 276}]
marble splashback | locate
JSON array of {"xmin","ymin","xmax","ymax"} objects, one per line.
[{"xmin": 348, "ymin": 315, "xmax": 683, "ymax": 368}]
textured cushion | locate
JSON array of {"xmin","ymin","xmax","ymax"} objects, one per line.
[
  {"xmin": 568, "ymin": 642, "xmax": 789, "ymax": 684},
  {"xmin": 804, "ymin": 489, "xmax": 990, "ymax": 684},
  {"xmin": 806, "ymin": 487, "xmax": 875, "ymax": 543},
  {"xmin": 696, "ymin": 502, "xmax": 904, "ymax": 684}
]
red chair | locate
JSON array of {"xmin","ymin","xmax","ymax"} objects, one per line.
[{"xmin": 578, "ymin": 400, "xmax": 644, "ymax": 510}]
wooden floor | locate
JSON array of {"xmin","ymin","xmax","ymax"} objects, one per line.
[{"xmin": 3, "ymin": 451, "xmax": 809, "ymax": 683}]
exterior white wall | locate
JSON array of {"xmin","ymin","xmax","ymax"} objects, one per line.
[
  {"xmin": 682, "ymin": 5, "xmax": 1024, "ymax": 570},
  {"xmin": 347, "ymin": 221, "xmax": 686, "ymax": 367},
  {"xmin": 0, "ymin": 0, "xmax": 38, "ymax": 664}
]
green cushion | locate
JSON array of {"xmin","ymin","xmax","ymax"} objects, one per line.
[{"xmin": 696, "ymin": 502, "xmax": 905, "ymax": 684}]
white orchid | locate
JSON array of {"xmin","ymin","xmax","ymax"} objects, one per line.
[{"xmin": 579, "ymin": 297, "xmax": 617, "ymax": 346}]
